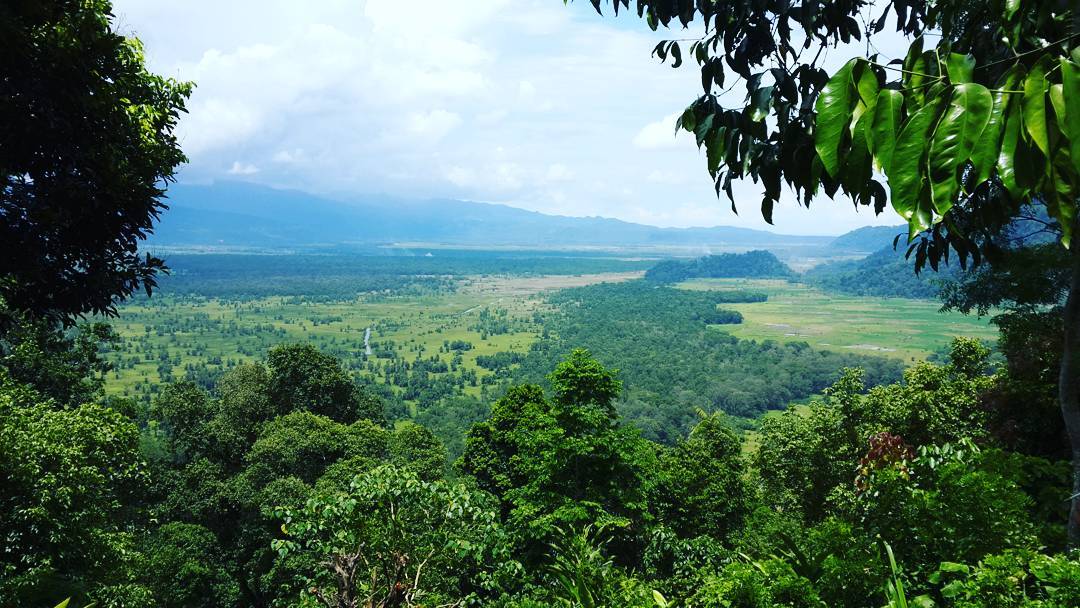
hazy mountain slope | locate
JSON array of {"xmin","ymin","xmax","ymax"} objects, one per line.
[
  {"xmin": 804, "ymin": 246, "xmax": 960, "ymax": 298},
  {"xmin": 826, "ymin": 224, "xmax": 907, "ymax": 253},
  {"xmin": 149, "ymin": 182, "xmax": 833, "ymax": 249}
]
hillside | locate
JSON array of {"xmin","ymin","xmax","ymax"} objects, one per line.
[
  {"xmin": 826, "ymin": 224, "xmax": 907, "ymax": 253},
  {"xmin": 804, "ymin": 245, "xmax": 960, "ymax": 298},
  {"xmin": 644, "ymin": 250, "xmax": 796, "ymax": 283},
  {"xmin": 150, "ymin": 182, "xmax": 833, "ymax": 250}
]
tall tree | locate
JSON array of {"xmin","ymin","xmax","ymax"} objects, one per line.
[
  {"xmin": 459, "ymin": 350, "xmax": 653, "ymax": 562},
  {"xmin": 0, "ymin": 0, "xmax": 191, "ymax": 324},
  {"xmin": 572, "ymin": 0, "xmax": 1080, "ymax": 547}
]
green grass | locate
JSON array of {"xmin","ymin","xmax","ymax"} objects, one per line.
[
  {"xmin": 678, "ymin": 278, "xmax": 997, "ymax": 363},
  {"xmin": 101, "ymin": 273, "xmax": 641, "ymax": 403}
]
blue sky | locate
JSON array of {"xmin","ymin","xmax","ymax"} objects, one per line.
[{"xmin": 112, "ymin": 0, "xmax": 907, "ymax": 235}]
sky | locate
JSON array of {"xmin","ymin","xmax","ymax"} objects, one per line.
[{"xmin": 112, "ymin": 0, "xmax": 908, "ymax": 236}]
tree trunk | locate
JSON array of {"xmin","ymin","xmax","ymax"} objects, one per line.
[{"xmin": 1059, "ymin": 236, "xmax": 1080, "ymax": 550}]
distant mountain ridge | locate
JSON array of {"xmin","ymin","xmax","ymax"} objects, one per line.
[{"xmin": 149, "ymin": 182, "xmax": 834, "ymax": 250}]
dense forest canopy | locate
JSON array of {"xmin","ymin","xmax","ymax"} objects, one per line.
[{"xmin": 509, "ymin": 280, "xmax": 902, "ymax": 441}]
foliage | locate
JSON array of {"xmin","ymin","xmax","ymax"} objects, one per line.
[
  {"xmin": 146, "ymin": 345, "xmax": 402, "ymax": 606},
  {"xmin": 387, "ymin": 421, "xmax": 447, "ymax": 481},
  {"xmin": 0, "ymin": 372, "xmax": 145, "ymax": 605},
  {"xmin": 578, "ymin": 0, "xmax": 1080, "ymax": 544},
  {"xmin": 926, "ymin": 549, "xmax": 1080, "ymax": 607},
  {"xmin": 544, "ymin": 525, "xmax": 656, "ymax": 608},
  {"xmin": 0, "ymin": 0, "xmax": 191, "ymax": 322},
  {"xmin": 460, "ymin": 351, "xmax": 654, "ymax": 562},
  {"xmin": 940, "ymin": 242, "xmax": 1070, "ymax": 316},
  {"xmin": 688, "ymin": 557, "xmax": 825, "ymax": 608},
  {"xmin": 855, "ymin": 440, "xmax": 1040, "ymax": 588},
  {"xmin": 653, "ymin": 412, "xmax": 751, "ymax": 542},
  {"xmin": 578, "ymin": 0, "xmax": 1076, "ymax": 266},
  {"xmin": 755, "ymin": 339, "xmax": 995, "ymax": 521},
  {"xmin": 267, "ymin": 343, "xmax": 385, "ymax": 425},
  {"xmin": 273, "ymin": 465, "xmax": 514, "ymax": 608},
  {"xmin": 0, "ymin": 316, "xmax": 119, "ymax": 405},
  {"xmin": 138, "ymin": 523, "xmax": 241, "ymax": 608}
]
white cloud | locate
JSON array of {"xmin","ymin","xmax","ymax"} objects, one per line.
[
  {"xmin": 406, "ymin": 110, "xmax": 463, "ymax": 140},
  {"xmin": 444, "ymin": 166, "xmax": 475, "ymax": 187},
  {"xmin": 545, "ymin": 164, "xmax": 573, "ymax": 182},
  {"xmin": 228, "ymin": 161, "xmax": 260, "ymax": 175},
  {"xmin": 272, "ymin": 149, "xmax": 305, "ymax": 163},
  {"xmin": 633, "ymin": 112, "xmax": 684, "ymax": 149},
  {"xmin": 112, "ymin": 0, "xmax": 910, "ymax": 235}
]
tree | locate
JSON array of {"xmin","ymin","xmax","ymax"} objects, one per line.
[
  {"xmin": 267, "ymin": 344, "xmax": 385, "ymax": 425},
  {"xmin": 654, "ymin": 412, "xmax": 751, "ymax": 541},
  {"xmin": 755, "ymin": 339, "xmax": 996, "ymax": 522},
  {"xmin": 273, "ymin": 465, "xmax": 512, "ymax": 608},
  {"xmin": 0, "ymin": 317, "xmax": 118, "ymax": 406},
  {"xmin": 388, "ymin": 422, "xmax": 447, "ymax": 482},
  {"xmin": 573, "ymin": 0, "xmax": 1080, "ymax": 547},
  {"xmin": 139, "ymin": 523, "xmax": 241, "ymax": 608},
  {"xmin": 0, "ymin": 0, "xmax": 191, "ymax": 324},
  {"xmin": 459, "ymin": 350, "xmax": 653, "ymax": 563},
  {"xmin": 0, "ymin": 372, "xmax": 146, "ymax": 605},
  {"xmin": 154, "ymin": 382, "xmax": 215, "ymax": 463},
  {"xmin": 940, "ymin": 246, "xmax": 1073, "ymax": 458}
]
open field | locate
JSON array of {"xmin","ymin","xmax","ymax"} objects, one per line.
[
  {"xmin": 101, "ymin": 272, "xmax": 639, "ymax": 405},
  {"xmin": 678, "ymin": 278, "xmax": 997, "ymax": 362}
]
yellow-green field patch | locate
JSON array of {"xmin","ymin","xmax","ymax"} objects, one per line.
[{"xmin": 678, "ymin": 278, "xmax": 996, "ymax": 362}]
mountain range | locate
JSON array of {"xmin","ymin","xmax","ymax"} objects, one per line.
[{"xmin": 149, "ymin": 182, "xmax": 888, "ymax": 253}]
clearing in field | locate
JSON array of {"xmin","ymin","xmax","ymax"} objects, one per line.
[{"xmin": 677, "ymin": 278, "xmax": 997, "ymax": 362}]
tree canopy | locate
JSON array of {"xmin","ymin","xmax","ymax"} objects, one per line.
[{"xmin": 0, "ymin": 0, "xmax": 191, "ymax": 324}]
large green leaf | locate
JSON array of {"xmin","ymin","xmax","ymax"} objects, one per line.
[
  {"xmin": 815, "ymin": 58, "xmax": 858, "ymax": 179},
  {"xmin": 996, "ymin": 100, "xmax": 1025, "ymax": 197},
  {"xmin": 1061, "ymin": 59, "xmax": 1080, "ymax": 174},
  {"xmin": 902, "ymin": 38, "xmax": 926, "ymax": 104},
  {"xmin": 972, "ymin": 66, "xmax": 1022, "ymax": 183},
  {"xmin": 1022, "ymin": 57, "xmax": 1052, "ymax": 156},
  {"xmin": 853, "ymin": 61, "xmax": 879, "ymax": 116},
  {"xmin": 946, "ymin": 53, "xmax": 975, "ymax": 84},
  {"xmin": 1048, "ymin": 162, "xmax": 1076, "ymax": 247},
  {"xmin": 706, "ymin": 126, "xmax": 727, "ymax": 176},
  {"xmin": 843, "ymin": 110, "xmax": 874, "ymax": 193},
  {"xmin": 889, "ymin": 99, "xmax": 942, "ymax": 222},
  {"xmin": 929, "ymin": 83, "xmax": 993, "ymax": 213},
  {"xmin": 871, "ymin": 89, "xmax": 903, "ymax": 171},
  {"xmin": 1005, "ymin": 0, "xmax": 1021, "ymax": 19},
  {"xmin": 1049, "ymin": 84, "xmax": 1066, "ymax": 128}
]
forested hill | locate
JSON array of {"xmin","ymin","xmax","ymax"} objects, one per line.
[
  {"xmin": 804, "ymin": 245, "xmax": 960, "ymax": 298},
  {"xmin": 151, "ymin": 182, "xmax": 832, "ymax": 250},
  {"xmin": 644, "ymin": 250, "xmax": 796, "ymax": 283},
  {"xmin": 826, "ymin": 224, "xmax": 907, "ymax": 253}
]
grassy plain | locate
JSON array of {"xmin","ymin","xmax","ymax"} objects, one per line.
[
  {"xmin": 102, "ymin": 272, "xmax": 642, "ymax": 402},
  {"xmin": 678, "ymin": 278, "xmax": 997, "ymax": 362}
]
